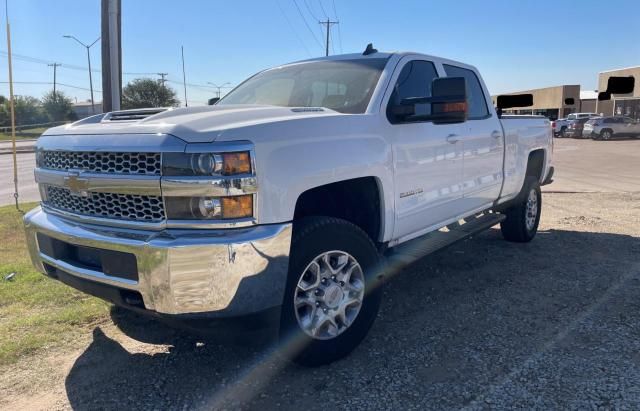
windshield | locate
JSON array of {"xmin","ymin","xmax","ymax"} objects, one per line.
[{"xmin": 218, "ymin": 58, "xmax": 388, "ymax": 114}]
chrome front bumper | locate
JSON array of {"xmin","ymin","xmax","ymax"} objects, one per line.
[{"xmin": 23, "ymin": 207, "xmax": 292, "ymax": 316}]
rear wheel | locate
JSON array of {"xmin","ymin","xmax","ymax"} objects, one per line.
[
  {"xmin": 500, "ymin": 177, "xmax": 541, "ymax": 243},
  {"xmin": 280, "ymin": 217, "xmax": 382, "ymax": 366},
  {"xmin": 559, "ymin": 127, "xmax": 567, "ymax": 138}
]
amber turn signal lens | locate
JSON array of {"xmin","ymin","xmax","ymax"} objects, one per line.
[
  {"xmin": 442, "ymin": 102, "xmax": 467, "ymax": 113},
  {"xmin": 222, "ymin": 152, "xmax": 251, "ymax": 175},
  {"xmin": 221, "ymin": 195, "xmax": 253, "ymax": 219}
]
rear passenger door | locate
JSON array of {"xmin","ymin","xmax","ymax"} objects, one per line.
[{"xmin": 443, "ymin": 64, "xmax": 503, "ymax": 209}]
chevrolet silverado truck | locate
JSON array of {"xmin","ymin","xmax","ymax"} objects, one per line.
[{"xmin": 24, "ymin": 48, "xmax": 553, "ymax": 366}]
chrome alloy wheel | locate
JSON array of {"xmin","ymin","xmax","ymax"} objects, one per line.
[
  {"xmin": 294, "ymin": 250, "xmax": 365, "ymax": 340},
  {"xmin": 525, "ymin": 188, "xmax": 538, "ymax": 231}
]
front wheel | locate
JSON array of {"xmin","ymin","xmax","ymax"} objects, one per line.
[
  {"xmin": 500, "ymin": 177, "xmax": 541, "ymax": 242},
  {"xmin": 280, "ymin": 217, "xmax": 382, "ymax": 366},
  {"xmin": 600, "ymin": 129, "xmax": 613, "ymax": 140}
]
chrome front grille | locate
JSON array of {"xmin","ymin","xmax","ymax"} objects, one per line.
[
  {"xmin": 41, "ymin": 151, "xmax": 161, "ymax": 175},
  {"xmin": 44, "ymin": 185, "xmax": 165, "ymax": 222}
]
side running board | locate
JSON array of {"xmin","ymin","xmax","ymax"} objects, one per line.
[{"xmin": 383, "ymin": 212, "xmax": 506, "ymax": 275}]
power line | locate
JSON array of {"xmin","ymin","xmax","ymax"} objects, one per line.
[
  {"xmin": 0, "ymin": 80, "xmax": 103, "ymax": 93},
  {"xmin": 317, "ymin": 0, "xmax": 329, "ymax": 18},
  {"xmin": 0, "ymin": 50, "xmax": 156, "ymax": 75},
  {"xmin": 275, "ymin": 0, "xmax": 312, "ymax": 57},
  {"xmin": 331, "ymin": 0, "xmax": 343, "ymax": 53},
  {"xmin": 292, "ymin": 0, "xmax": 323, "ymax": 51}
]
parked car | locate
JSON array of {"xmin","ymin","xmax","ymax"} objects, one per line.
[
  {"xmin": 554, "ymin": 112, "xmax": 600, "ymax": 137},
  {"xmin": 585, "ymin": 116, "xmax": 640, "ymax": 140},
  {"xmin": 23, "ymin": 49, "xmax": 553, "ymax": 366},
  {"xmin": 564, "ymin": 116, "xmax": 600, "ymax": 138}
]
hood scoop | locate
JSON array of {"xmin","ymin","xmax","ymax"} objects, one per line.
[{"xmin": 102, "ymin": 108, "xmax": 169, "ymax": 122}]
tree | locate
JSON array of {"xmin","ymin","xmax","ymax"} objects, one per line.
[
  {"xmin": 5, "ymin": 96, "xmax": 46, "ymax": 126},
  {"xmin": 41, "ymin": 90, "xmax": 76, "ymax": 122},
  {"xmin": 121, "ymin": 78, "xmax": 179, "ymax": 109}
]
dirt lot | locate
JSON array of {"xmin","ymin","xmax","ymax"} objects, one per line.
[{"xmin": 1, "ymin": 140, "xmax": 640, "ymax": 410}]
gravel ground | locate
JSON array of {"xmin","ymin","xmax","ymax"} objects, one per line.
[{"xmin": 2, "ymin": 191, "xmax": 639, "ymax": 410}]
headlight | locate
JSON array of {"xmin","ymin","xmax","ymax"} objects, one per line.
[
  {"xmin": 163, "ymin": 151, "xmax": 251, "ymax": 176},
  {"xmin": 165, "ymin": 195, "xmax": 253, "ymax": 220}
]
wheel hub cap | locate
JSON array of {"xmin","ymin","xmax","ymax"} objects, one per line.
[{"xmin": 294, "ymin": 250, "xmax": 365, "ymax": 340}]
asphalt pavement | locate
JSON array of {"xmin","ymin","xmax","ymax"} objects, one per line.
[{"xmin": 0, "ymin": 151, "xmax": 37, "ymax": 206}]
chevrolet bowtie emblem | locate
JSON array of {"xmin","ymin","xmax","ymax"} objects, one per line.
[{"xmin": 64, "ymin": 171, "xmax": 90, "ymax": 197}]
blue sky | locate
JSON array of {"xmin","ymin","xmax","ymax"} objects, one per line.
[{"xmin": 1, "ymin": 0, "xmax": 639, "ymax": 106}]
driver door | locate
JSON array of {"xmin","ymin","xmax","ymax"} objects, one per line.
[{"xmin": 384, "ymin": 58, "xmax": 466, "ymax": 241}]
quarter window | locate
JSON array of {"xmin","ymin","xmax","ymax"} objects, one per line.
[
  {"xmin": 386, "ymin": 60, "xmax": 439, "ymax": 124},
  {"xmin": 443, "ymin": 64, "xmax": 490, "ymax": 119}
]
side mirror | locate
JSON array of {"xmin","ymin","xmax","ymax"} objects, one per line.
[
  {"xmin": 208, "ymin": 97, "xmax": 221, "ymax": 105},
  {"xmin": 390, "ymin": 77, "xmax": 468, "ymax": 124}
]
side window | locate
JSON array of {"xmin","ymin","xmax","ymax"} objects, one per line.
[
  {"xmin": 443, "ymin": 64, "xmax": 489, "ymax": 119},
  {"xmin": 386, "ymin": 60, "xmax": 438, "ymax": 124}
]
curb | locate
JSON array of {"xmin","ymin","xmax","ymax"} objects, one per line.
[{"xmin": 0, "ymin": 148, "xmax": 34, "ymax": 156}]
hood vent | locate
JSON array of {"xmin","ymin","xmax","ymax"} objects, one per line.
[{"xmin": 102, "ymin": 108, "xmax": 168, "ymax": 122}]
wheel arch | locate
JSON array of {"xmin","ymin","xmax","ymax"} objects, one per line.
[{"xmin": 293, "ymin": 177, "xmax": 386, "ymax": 245}]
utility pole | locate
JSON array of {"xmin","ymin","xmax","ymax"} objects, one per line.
[
  {"xmin": 101, "ymin": 0, "xmax": 121, "ymax": 112},
  {"xmin": 5, "ymin": 0, "xmax": 20, "ymax": 211},
  {"xmin": 157, "ymin": 72, "xmax": 168, "ymax": 88},
  {"xmin": 181, "ymin": 46, "xmax": 188, "ymax": 107},
  {"xmin": 318, "ymin": 18, "xmax": 338, "ymax": 57},
  {"xmin": 48, "ymin": 62, "xmax": 61, "ymax": 96}
]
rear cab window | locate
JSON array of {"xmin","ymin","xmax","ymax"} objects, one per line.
[{"xmin": 443, "ymin": 64, "xmax": 490, "ymax": 119}]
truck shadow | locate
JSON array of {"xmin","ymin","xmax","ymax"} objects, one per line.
[{"xmin": 64, "ymin": 228, "xmax": 640, "ymax": 410}]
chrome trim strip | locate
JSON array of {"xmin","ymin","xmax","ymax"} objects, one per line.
[
  {"xmin": 42, "ymin": 203, "xmax": 257, "ymax": 230},
  {"xmin": 161, "ymin": 175, "xmax": 257, "ymax": 197},
  {"xmin": 35, "ymin": 168, "xmax": 162, "ymax": 196},
  {"xmin": 39, "ymin": 253, "xmax": 139, "ymax": 288}
]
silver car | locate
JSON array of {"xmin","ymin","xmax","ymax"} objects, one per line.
[{"xmin": 585, "ymin": 116, "xmax": 640, "ymax": 140}]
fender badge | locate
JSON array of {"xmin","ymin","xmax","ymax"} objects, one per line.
[{"xmin": 400, "ymin": 188, "xmax": 423, "ymax": 198}]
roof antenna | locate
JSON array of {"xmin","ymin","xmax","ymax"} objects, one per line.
[{"xmin": 363, "ymin": 43, "xmax": 377, "ymax": 56}]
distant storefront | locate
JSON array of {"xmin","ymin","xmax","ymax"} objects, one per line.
[
  {"xmin": 596, "ymin": 66, "xmax": 640, "ymax": 121},
  {"xmin": 491, "ymin": 85, "xmax": 581, "ymax": 120}
]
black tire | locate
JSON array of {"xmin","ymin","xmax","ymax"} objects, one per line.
[
  {"xmin": 280, "ymin": 217, "xmax": 383, "ymax": 366},
  {"xmin": 500, "ymin": 177, "xmax": 541, "ymax": 243},
  {"xmin": 600, "ymin": 129, "xmax": 613, "ymax": 140},
  {"xmin": 559, "ymin": 127, "xmax": 566, "ymax": 138}
]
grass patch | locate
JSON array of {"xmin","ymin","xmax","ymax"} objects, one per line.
[
  {"xmin": 0, "ymin": 127, "xmax": 47, "ymax": 141},
  {"xmin": 0, "ymin": 203, "xmax": 109, "ymax": 365}
]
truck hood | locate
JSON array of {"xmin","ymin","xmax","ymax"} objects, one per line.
[{"xmin": 43, "ymin": 105, "xmax": 344, "ymax": 143}]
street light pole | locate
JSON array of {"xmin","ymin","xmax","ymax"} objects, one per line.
[
  {"xmin": 64, "ymin": 35, "xmax": 100, "ymax": 113},
  {"xmin": 207, "ymin": 82, "xmax": 231, "ymax": 98}
]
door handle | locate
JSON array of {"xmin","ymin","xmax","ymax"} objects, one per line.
[
  {"xmin": 491, "ymin": 130, "xmax": 502, "ymax": 139},
  {"xmin": 446, "ymin": 134, "xmax": 460, "ymax": 144}
]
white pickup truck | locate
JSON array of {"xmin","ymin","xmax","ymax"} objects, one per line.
[{"xmin": 24, "ymin": 48, "xmax": 553, "ymax": 366}]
